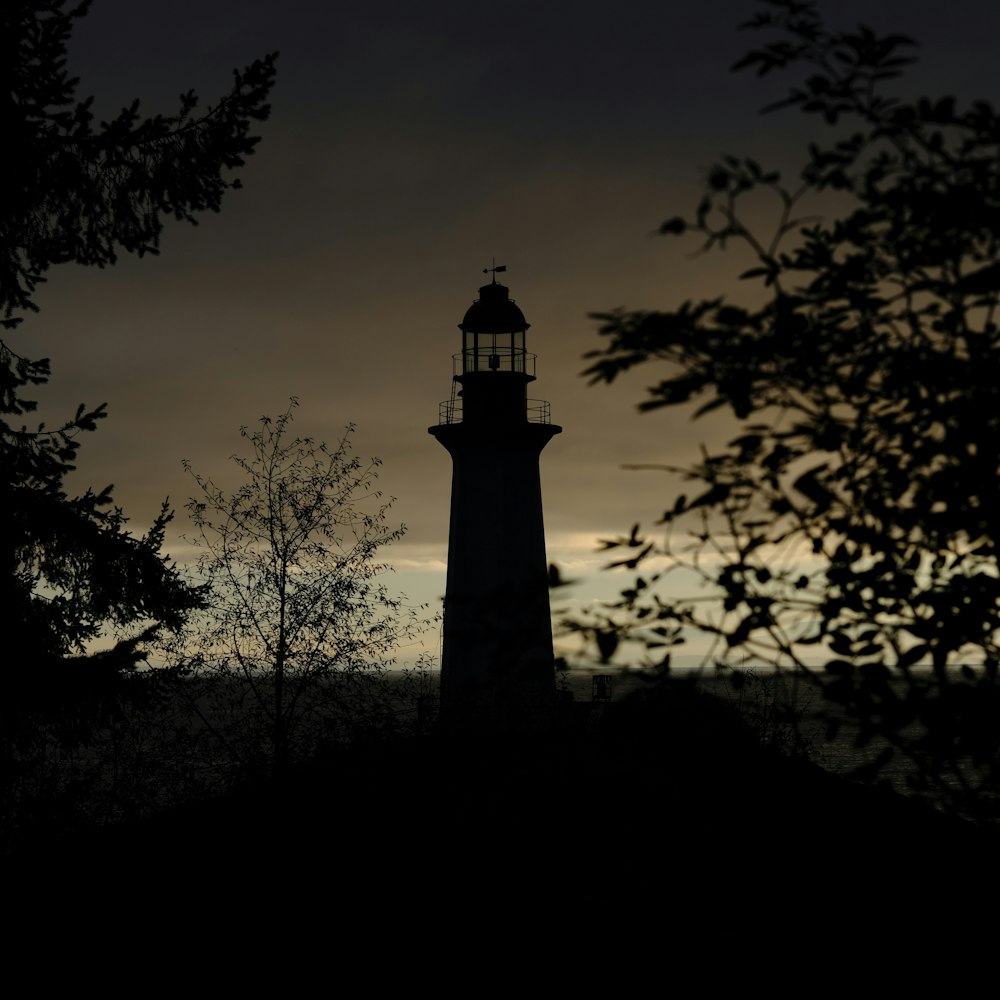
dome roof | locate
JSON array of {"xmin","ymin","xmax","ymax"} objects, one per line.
[{"xmin": 459, "ymin": 281, "xmax": 530, "ymax": 333}]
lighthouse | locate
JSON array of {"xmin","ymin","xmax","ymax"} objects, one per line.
[{"xmin": 429, "ymin": 268, "xmax": 562, "ymax": 729}]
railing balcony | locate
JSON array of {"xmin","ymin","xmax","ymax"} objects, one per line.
[
  {"xmin": 527, "ymin": 398, "xmax": 551, "ymax": 423},
  {"xmin": 437, "ymin": 397, "xmax": 552, "ymax": 425}
]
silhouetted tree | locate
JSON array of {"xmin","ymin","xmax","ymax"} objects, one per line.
[
  {"xmin": 171, "ymin": 401, "xmax": 429, "ymax": 776},
  {"xmin": 1, "ymin": 0, "xmax": 277, "ymax": 330},
  {"xmin": 583, "ymin": 0, "xmax": 1000, "ymax": 821},
  {"xmin": 1, "ymin": 1, "xmax": 276, "ymax": 704}
]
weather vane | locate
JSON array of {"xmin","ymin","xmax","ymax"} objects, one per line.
[{"xmin": 483, "ymin": 258, "xmax": 507, "ymax": 281}]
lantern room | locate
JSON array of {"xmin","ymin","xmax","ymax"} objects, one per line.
[
  {"xmin": 458, "ymin": 277, "xmax": 532, "ymax": 375},
  {"xmin": 437, "ymin": 271, "xmax": 553, "ymax": 427}
]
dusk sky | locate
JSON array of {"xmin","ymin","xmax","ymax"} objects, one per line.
[{"xmin": 18, "ymin": 0, "xmax": 1000, "ymax": 664}]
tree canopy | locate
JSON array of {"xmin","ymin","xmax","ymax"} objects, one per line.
[
  {"xmin": 2, "ymin": 1, "xmax": 276, "ymax": 729},
  {"xmin": 1, "ymin": 0, "xmax": 277, "ymax": 330},
  {"xmin": 173, "ymin": 401, "xmax": 429, "ymax": 774},
  {"xmin": 582, "ymin": 0, "xmax": 1000, "ymax": 821}
]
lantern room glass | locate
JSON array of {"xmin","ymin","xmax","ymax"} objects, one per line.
[{"xmin": 462, "ymin": 329, "xmax": 527, "ymax": 374}]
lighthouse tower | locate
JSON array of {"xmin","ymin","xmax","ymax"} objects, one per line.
[{"xmin": 429, "ymin": 268, "xmax": 562, "ymax": 729}]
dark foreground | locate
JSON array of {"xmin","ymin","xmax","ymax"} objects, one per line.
[{"xmin": 6, "ymin": 678, "xmax": 999, "ymax": 953}]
